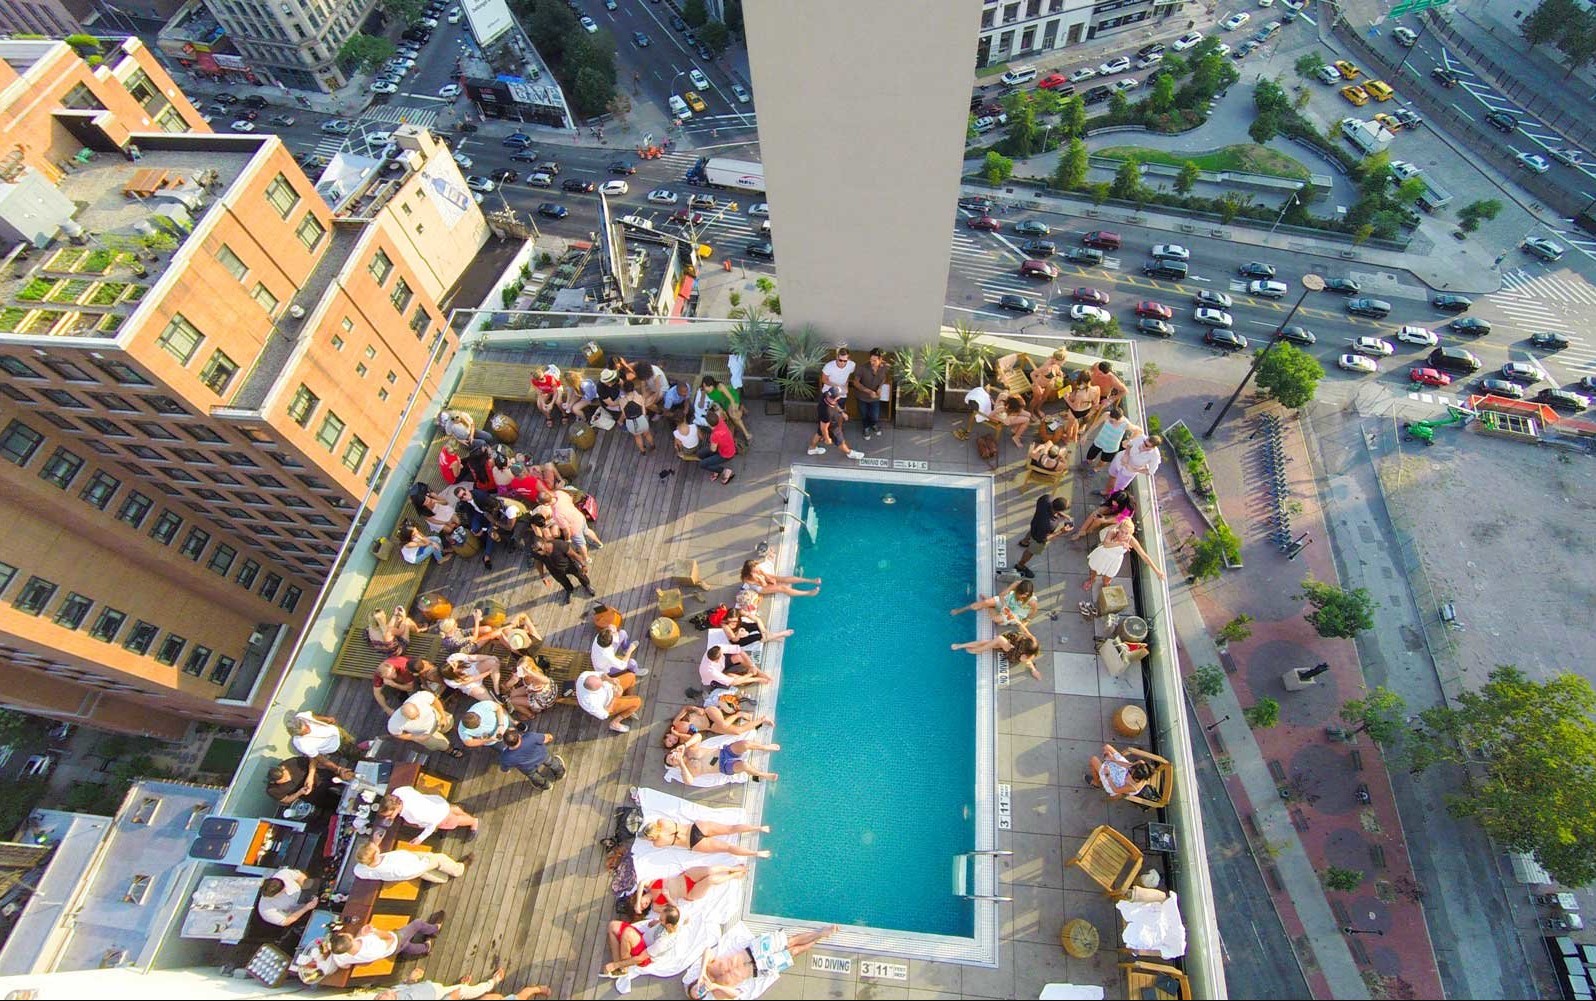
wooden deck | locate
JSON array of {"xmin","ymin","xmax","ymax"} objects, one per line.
[{"xmin": 314, "ymin": 347, "xmax": 1171, "ymax": 1000}]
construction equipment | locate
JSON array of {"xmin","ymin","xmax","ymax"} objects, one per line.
[
  {"xmin": 636, "ymin": 145, "xmax": 663, "ymax": 160},
  {"xmin": 1402, "ymin": 405, "xmax": 1473, "ymax": 445}
]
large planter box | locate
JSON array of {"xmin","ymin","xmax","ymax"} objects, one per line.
[
  {"xmin": 783, "ymin": 396, "xmax": 818, "ymax": 425},
  {"xmin": 894, "ymin": 399, "xmax": 936, "ymax": 429}
]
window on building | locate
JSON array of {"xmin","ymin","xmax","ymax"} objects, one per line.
[
  {"xmin": 79, "ymin": 470, "xmax": 120, "ymax": 510},
  {"xmin": 217, "ymin": 244, "xmax": 247, "ymax": 281},
  {"xmin": 315, "ymin": 412, "xmax": 345, "ymax": 451},
  {"xmin": 41, "ymin": 389, "xmax": 87, "ymax": 409},
  {"xmin": 117, "ymin": 490, "xmax": 154, "ymax": 528},
  {"xmin": 295, "ymin": 213, "xmax": 326, "ymax": 251},
  {"xmin": 982, "ymin": 6, "xmax": 995, "ymax": 27},
  {"xmin": 216, "ymin": 450, "xmax": 257, "ymax": 467},
  {"xmin": 251, "ymin": 282, "xmax": 279, "ymax": 316},
  {"xmin": 155, "ymin": 633, "xmax": 186, "ymax": 666},
  {"xmin": 126, "ymin": 446, "xmax": 163, "ymax": 462},
  {"xmin": 239, "ymin": 428, "xmax": 275, "ymax": 444},
  {"xmin": 1003, "ymin": 2, "xmax": 1018, "ymax": 22},
  {"xmin": 124, "ymin": 620, "xmax": 159, "ymax": 654},
  {"xmin": 38, "ymin": 447, "xmax": 85, "ymax": 489},
  {"xmin": 280, "ymin": 585, "xmax": 303, "ymax": 612},
  {"xmin": 163, "ymin": 467, "xmax": 200, "ymax": 484},
  {"xmin": 155, "ymin": 315, "xmax": 204, "ymax": 365},
  {"xmin": 205, "ymin": 472, "xmax": 241, "ymax": 487},
  {"xmin": 0, "ymin": 384, "xmax": 31, "ymax": 404},
  {"xmin": 179, "ymin": 527, "xmax": 210, "ymax": 560},
  {"xmin": 194, "ymin": 488, "xmax": 225, "ymax": 501},
  {"xmin": 330, "ymin": 333, "xmax": 345, "ymax": 351},
  {"xmin": 144, "ymin": 395, "xmax": 188, "ymax": 416},
  {"xmin": 378, "ymin": 388, "xmax": 390, "ymax": 402},
  {"xmin": 287, "ymin": 385, "xmax": 318, "ymax": 427},
  {"xmin": 249, "ymin": 472, "xmax": 286, "ymax": 489},
  {"xmin": 210, "ymin": 655, "xmax": 236, "ymax": 685},
  {"xmin": 92, "ymin": 360, "xmax": 151, "ymax": 386},
  {"xmin": 15, "ymin": 576, "xmax": 58, "ymax": 616},
  {"xmin": 1049, "ymin": 0, "xmax": 1063, "ymax": 11},
  {"xmin": 369, "ymin": 249, "xmax": 393, "ymax": 285},
  {"xmin": 265, "ymin": 173, "xmax": 300, "ymax": 218},
  {"xmin": 82, "ymin": 417, "xmax": 130, "ymax": 437},
  {"xmin": 89, "ymin": 607, "xmax": 127, "ymax": 642},
  {"xmin": 149, "ymin": 510, "xmax": 182, "ymax": 544},
  {"xmin": 182, "ymin": 645, "xmax": 212, "ymax": 676},
  {"xmin": 207, "ymin": 544, "xmax": 237, "ymax": 575},
  {"xmin": 154, "ymin": 482, "xmax": 182, "ymax": 497},
  {"xmin": 0, "ymin": 356, "xmax": 41, "ymax": 379},
  {"xmin": 409, "ymin": 305, "xmax": 431, "ymax": 338},
  {"xmin": 132, "ymin": 421, "xmax": 178, "ymax": 440},
  {"xmin": 43, "ymin": 413, "xmax": 78, "ymax": 433},
  {"xmin": 260, "ymin": 573, "xmax": 282, "ymax": 600},
  {"xmin": 199, "ymin": 350, "xmax": 239, "ymax": 396},
  {"xmin": 62, "ymin": 82, "xmax": 103, "ymax": 110},
  {"xmin": 181, "ymin": 425, "xmax": 225, "ymax": 443},
  {"xmin": 53, "ymin": 592, "xmax": 93, "ymax": 629},
  {"xmin": 41, "ymin": 358, "xmax": 95, "ymax": 382},
  {"xmin": 0, "ymin": 562, "xmax": 16, "ymax": 597},
  {"xmin": 86, "ymin": 440, "xmax": 116, "ymax": 456},
  {"xmin": 389, "ymin": 278, "xmax": 413, "ymax": 313},
  {"xmin": 155, "ymin": 105, "xmax": 188, "ymax": 133},
  {"xmin": 236, "ymin": 558, "xmax": 260, "ymax": 588},
  {"xmin": 1026, "ymin": 0, "xmax": 1040, "ymax": 16},
  {"xmin": 1, "ymin": 421, "xmax": 43, "ymax": 466},
  {"xmin": 89, "ymin": 392, "xmax": 137, "ymax": 411}
]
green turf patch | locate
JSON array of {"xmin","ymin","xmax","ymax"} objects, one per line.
[{"xmin": 1094, "ymin": 143, "xmax": 1311, "ymax": 180}]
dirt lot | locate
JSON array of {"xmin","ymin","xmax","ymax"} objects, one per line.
[{"xmin": 1375, "ymin": 430, "xmax": 1596, "ymax": 693}]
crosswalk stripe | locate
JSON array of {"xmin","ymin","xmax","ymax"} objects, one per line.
[{"xmin": 361, "ymin": 105, "xmax": 439, "ymax": 129}]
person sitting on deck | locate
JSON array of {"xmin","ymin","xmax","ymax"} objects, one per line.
[
  {"xmin": 739, "ymin": 559, "xmax": 819, "ymax": 598},
  {"xmin": 951, "ymin": 619, "xmax": 1043, "ymax": 681},
  {"xmin": 398, "ymin": 522, "xmax": 449, "ymax": 565},
  {"xmin": 951, "ymin": 578, "xmax": 1038, "ymax": 625},
  {"xmin": 698, "ymin": 645, "xmax": 768, "ymax": 690},
  {"xmin": 1027, "ymin": 440, "xmax": 1066, "ymax": 475},
  {"xmin": 602, "ymin": 905, "xmax": 684, "ymax": 981},
  {"xmin": 662, "ymin": 703, "xmax": 771, "ymax": 751},
  {"xmin": 368, "ymin": 604, "xmax": 426, "ymax": 657},
  {"xmin": 442, "ymin": 652, "xmax": 501, "ymax": 703},
  {"xmin": 640, "ymin": 818, "xmax": 771, "ymax": 858},
  {"xmin": 592, "ymin": 628, "xmax": 644, "ymax": 678},
  {"xmin": 457, "ymin": 700, "xmax": 510, "ymax": 749},
  {"xmin": 501, "ymin": 657, "xmax": 558, "ymax": 722},
  {"xmin": 1087, "ymin": 743, "xmax": 1157, "ymax": 799},
  {"xmin": 575, "ymin": 670, "xmax": 644, "ymax": 733},
  {"xmin": 666, "ymin": 733, "xmax": 780, "ymax": 784},
  {"xmin": 531, "ymin": 365, "xmax": 570, "ymax": 428},
  {"xmin": 372, "ymin": 655, "xmax": 444, "ymax": 714}
]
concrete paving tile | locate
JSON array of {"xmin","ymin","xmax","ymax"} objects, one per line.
[
  {"xmin": 1058, "ymin": 781, "xmax": 1112, "ymax": 838},
  {"xmin": 1005, "ymin": 830, "xmax": 1065, "ymax": 888},
  {"xmin": 1054, "ymin": 693, "xmax": 1104, "ymax": 742},
  {"xmin": 1052, "ymin": 651, "xmax": 1101, "ymax": 696},
  {"xmin": 1006, "ymin": 881, "xmax": 1067, "ymax": 945},
  {"xmin": 1007, "ymin": 781, "xmax": 1062, "ymax": 836},
  {"xmin": 959, "ymin": 941, "xmax": 1017, "ymax": 998},
  {"xmin": 1001, "ymin": 689, "xmax": 1057, "ymax": 737},
  {"xmin": 1014, "ymin": 938, "xmax": 1078, "ymax": 998},
  {"xmin": 905, "ymin": 958, "xmax": 962, "ymax": 994}
]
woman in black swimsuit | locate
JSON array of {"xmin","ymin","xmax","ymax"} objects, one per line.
[{"xmin": 642, "ymin": 818, "xmax": 772, "ymax": 858}]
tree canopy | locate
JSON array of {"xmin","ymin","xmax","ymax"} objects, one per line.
[
  {"xmin": 1340, "ymin": 686, "xmax": 1407, "ymax": 748},
  {"xmin": 1255, "ymin": 341, "xmax": 1325, "ymax": 409},
  {"xmin": 339, "ymin": 33, "xmax": 395, "ymax": 72},
  {"xmin": 1053, "ymin": 138, "xmax": 1089, "ymax": 190},
  {"xmin": 1410, "ymin": 666, "xmax": 1596, "ymax": 886},
  {"xmin": 984, "ymin": 150, "xmax": 1014, "ymax": 185},
  {"xmin": 1296, "ymin": 576, "xmax": 1376, "ymax": 638}
]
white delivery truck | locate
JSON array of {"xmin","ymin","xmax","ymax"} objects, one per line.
[{"xmin": 1340, "ymin": 117, "xmax": 1393, "ymax": 155}]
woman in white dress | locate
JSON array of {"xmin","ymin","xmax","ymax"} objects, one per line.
[{"xmin": 1083, "ymin": 520, "xmax": 1166, "ymax": 593}]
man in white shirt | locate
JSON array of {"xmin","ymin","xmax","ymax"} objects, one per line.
[
  {"xmin": 353, "ymin": 836, "xmax": 469, "ymax": 884},
  {"xmin": 575, "ymin": 670, "xmax": 644, "ymax": 733},
  {"xmin": 285, "ymin": 710, "xmax": 355, "ymax": 762},
  {"xmin": 256, "ymin": 868, "xmax": 317, "ymax": 927},
  {"xmin": 387, "ymin": 691, "xmax": 462, "ymax": 758},
  {"xmin": 591, "ymin": 629, "xmax": 645, "ymax": 678},
  {"xmin": 819, "ymin": 346, "xmax": 856, "ymax": 401},
  {"xmin": 378, "ymin": 785, "xmax": 481, "ymax": 843},
  {"xmin": 698, "ymin": 643, "xmax": 769, "ymax": 689},
  {"xmin": 328, "ymin": 914, "xmax": 444, "ymax": 968},
  {"xmin": 1107, "ymin": 434, "xmax": 1163, "ymax": 495}
]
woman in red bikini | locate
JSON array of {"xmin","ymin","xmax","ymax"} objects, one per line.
[
  {"xmin": 629, "ymin": 864, "xmax": 748, "ymax": 915},
  {"xmin": 602, "ymin": 905, "xmax": 681, "ymax": 979}
]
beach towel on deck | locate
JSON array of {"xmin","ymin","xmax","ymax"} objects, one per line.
[
  {"xmin": 665, "ymin": 732, "xmax": 751, "ymax": 788},
  {"xmin": 630, "ymin": 788, "xmax": 751, "ymax": 882},
  {"xmin": 612, "ymin": 877, "xmax": 741, "ymax": 994},
  {"xmin": 681, "ymin": 922, "xmax": 785, "ymax": 1000}
]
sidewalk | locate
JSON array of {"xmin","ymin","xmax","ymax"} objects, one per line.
[{"xmin": 1148, "ymin": 369, "xmax": 1445, "ymax": 1000}]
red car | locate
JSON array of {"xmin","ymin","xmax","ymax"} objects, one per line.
[
  {"xmin": 1135, "ymin": 300, "xmax": 1172, "ymax": 320},
  {"xmin": 240, "ymin": 109, "xmax": 260, "ymax": 120},
  {"xmin": 967, "ymin": 215, "xmax": 1001, "ymax": 232},
  {"xmin": 1038, "ymin": 72, "xmax": 1070, "ymax": 90},
  {"xmin": 1408, "ymin": 367, "xmax": 1453, "ymax": 388},
  {"xmin": 1072, "ymin": 287, "xmax": 1110, "ymax": 306},
  {"xmin": 670, "ymin": 209, "xmax": 705, "ymax": 226}
]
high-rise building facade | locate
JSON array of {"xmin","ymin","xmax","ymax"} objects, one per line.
[
  {"xmin": 195, "ymin": 0, "xmax": 378, "ymax": 92},
  {"xmin": 975, "ymin": 0, "xmax": 1189, "ymax": 67},
  {"xmin": 0, "ymin": 38, "xmax": 488, "ymax": 738}
]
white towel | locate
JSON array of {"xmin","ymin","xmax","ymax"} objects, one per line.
[
  {"xmin": 665, "ymin": 732, "xmax": 750, "ymax": 788},
  {"xmin": 680, "ymin": 921, "xmax": 784, "ymax": 1000},
  {"xmin": 631, "ymin": 789, "xmax": 751, "ymax": 882},
  {"xmin": 1116, "ymin": 890, "xmax": 1186, "ymax": 959}
]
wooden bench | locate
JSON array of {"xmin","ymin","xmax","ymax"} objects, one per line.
[
  {"xmin": 454, "ymin": 360, "xmax": 538, "ymax": 402},
  {"xmin": 446, "ymin": 393, "xmax": 495, "ymax": 429},
  {"xmin": 328, "ymin": 562, "xmax": 436, "ymax": 680}
]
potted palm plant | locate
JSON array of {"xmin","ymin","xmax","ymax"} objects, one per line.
[
  {"xmin": 892, "ymin": 344, "xmax": 947, "ymax": 429},
  {"xmin": 766, "ymin": 326, "xmax": 828, "ymax": 424},
  {"xmin": 943, "ymin": 320, "xmax": 994, "ymax": 411},
  {"xmin": 725, "ymin": 311, "xmax": 777, "ymax": 396}
]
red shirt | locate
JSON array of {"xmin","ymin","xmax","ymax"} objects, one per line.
[
  {"xmin": 438, "ymin": 445, "xmax": 462, "ymax": 485},
  {"xmin": 709, "ymin": 421, "xmax": 736, "ymax": 459},
  {"xmin": 531, "ymin": 372, "xmax": 560, "ymax": 395}
]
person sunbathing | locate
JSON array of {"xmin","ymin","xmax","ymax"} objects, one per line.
[
  {"xmin": 687, "ymin": 926, "xmax": 839, "ymax": 1000},
  {"xmin": 951, "ymin": 619, "xmax": 1042, "ymax": 681},
  {"xmin": 641, "ymin": 818, "xmax": 771, "ymax": 858},
  {"xmin": 1088, "ymin": 743, "xmax": 1157, "ymax": 799},
  {"xmin": 667, "ymin": 733, "xmax": 780, "ymax": 783},
  {"xmin": 951, "ymin": 579, "xmax": 1037, "ymax": 625},
  {"xmin": 740, "ymin": 559, "xmax": 819, "ymax": 597},
  {"xmin": 630, "ymin": 865, "xmax": 748, "ymax": 913},
  {"xmin": 663, "ymin": 705, "xmax": 772, "ymax": 750}
]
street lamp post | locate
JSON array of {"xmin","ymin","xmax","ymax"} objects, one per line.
[
  {"xmin": 1270, "ymin": 192, "xmax": 1298, "ymax": 235},
  {"xmin": 1394, "ymin": 16, "xmax": 1433, "ymax": 79},
  {"xmin": 1202, "ymin": 273, "xmax": 1325, "ymax": 439},
  {"xmin": 1341, "ymin": 926, "xmax": 1385, "ymax": 937}
]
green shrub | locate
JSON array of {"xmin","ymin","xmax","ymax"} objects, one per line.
[
  {"xmin": 18, "ymin": 278, "xmax": 53, "ymax": 302},
  {"xmin": 1244, "ymin": 697, "xmax": 1281, "ymax": 728}
]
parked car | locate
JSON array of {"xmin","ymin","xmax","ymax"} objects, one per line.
[
  {"xmin": 241, "ymin": 94, "xmax": 267, "ymax": 108},
  {"xmin": 1530, "ymin": 331, "xmax": 1572, "ymax": 350},
  {"xmin": 1083, "ymin": 85, "xmax": 1113, "ymax": 105},
  {"xmin": 1151, "ymin": 243, "xmax": 1190, "ymax": 260},
  {"xmin": 1523, "ymin": 237, "xmax": 1566, "ymax": 262},
  {"xmin": 1500, "ymin": 361, "xmax": 1545, "ymax": 384},
  {"xmin": 967, "ymin": 215, "xmax": 1001, "ymax": 232},
  {"xmin": 1485, "ymin": 110, "xmax": 1519, "ymax": 132},
  {"xmin": 1450, "ymin": 317, "xmax": 1492, "ymax": 335},
  {"xmin": 1071, "ymin": 287, "xmax": 1110, "ymax": 306},
  {"xmin": 269, "ymin": 113, "xmax": 296, "ymax": 126},
  {"xmin": 1205, "ymin": 329, "xmax": 1249, "ymax": 350},
  {"xmin": 1069, "ymin": 68, "xmax": 1098, "ymax": 83},
  {"xmin": 1322, "ymin": 277, "xmax": 1361, "ymax": 295},
  {"xmin": 1173, "ymin": 30, "xmax": 1204, "ymax": 50},
  {"xmin": 495, "ymin": 169, "xmax": 519, "ymax": 183},
  {"xmin": 1238, "ymin": 262, "xmax": 1277, "ymax": 279},
  {"xmin": 536, "ymin": 202, "xmax": 568, "ymax": 218},
  {"xmin": 648, "ymin": 189, "xmax": 679, "ymax": 204},
  {"xmin": 1113, "ymin": 78, "xmax": 1141, "ymax": 93},
  {"xmin": 562, "ymin": 178, "xmax": 596, "ymax": 193},
  {"xmin": 1065, "ymin": 247, "xmax": 1104, "ymax": 265},
  {"xmin": 1535, "ymin": 388, "xmax": 1590, "ymax": 411},
  {"xmin": 1098, "ymin": 56, "xmax": 1132, "ymax": 75},
  {"xmin": 1019, "ymin": 258, "xmax": 1060, "ymax": 280},
  {"xmin": 1069, "ymin": 304, "xmax": 1113, "ymax": 323},
  {"xmin": 1135, "ymin": 301, "xmax": 1173, "ymax": 319},
  {"xmin": 1394, "ymin": 325, "xmax": 1437, "ymax": 347},
  {"xmin": 1137, "ymin": 317, "xmax": 1176, "ymax": 337},
  {"xmin": 438, "ymin": 84, "xmax": 460, "ymax": 99},
  {"xmin": 1248, "ymin": 280, "xmax": 1288, "ymax": 299},
  {"xmin": 1516, "ymin": 152, "xmax": 1551, "ymax": 174},
  {"xmin": 1338, "ymin": 353, "xmax": 1378, "ymax": 374},
  {"xmin": 600, "ymin": 179, "xmax": 629, "ymax": 195},
  {"xmin": 608, "ymin": 162, "xmax": 638, "ymax": 175},
  {"xmin": 684, "ymin": 91, "xmax": 708, "ymax": 112},
  {"xmin": 1038, "ymin": 72, "xmax": 1070, "ymax": 90},
  {"xmin": 746, "ymin": 241, "xmax": 775, "ymax": 261},
  {"xmin": 958, "ymin": 195, "xmax": 993, "ymax": 212},
  {"xmin": 1314, "ymin": 65, "xmax": 1341, "ymax": 84},
  {"xmin": 229, "ymin": 119, "xmax": 256, "ymax": 131},
  {"xmin": 510, "ymin": 149, "xmax": 541, "ymax": 163},
  {"xmin": 1430, "ymin": 66, "xmax": 1459, "ymax": 88},
  {"xmin": 1021, "ymin": 239, "xmax": 1057, "ymax": 257},
  {"xmin": 465, "ymin": 175, "xmax": 495, "ymax": 192},
  {"xmin": 731, "ymin": 83, "xmax": 751, "ymax": 103},
  {"xmin": 320, "ymin": 119, "xmax": 353, "ymax": 133},
  {"xmin": 1550, "ymin": 147, "xmax": 1585, "ymax": 167},
  {"xmin": 690, "ymin": 69, "xmax": 710, "ymax": 90},
  {"xmin": 1478, "ymin": 378, "xmax": 1524, "ymax": 399},
  {"xmin": 1193, "ymin": 289, "xmax": 1233, "ymax": 309},
  {"xmin": 503, "ymin": 133, "xmax": 534, "ymax": 148},
  {"xmin": 1222, "ymin": 12, "xmax": 1251, "ymax": 30}
]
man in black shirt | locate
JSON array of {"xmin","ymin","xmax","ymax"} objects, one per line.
[
  {"xmin": 1012, "ymin": 495, "xmax": 1072, "ymax": 579},
  {"xmin": 532, "ymin": 536, "xmax": 595, "ymax": 606},
  {"xmin": 265, "ymin": 755, "xmax": 350, "ymax": 813}
]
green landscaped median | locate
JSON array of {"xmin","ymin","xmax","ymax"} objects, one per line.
[{"xmin": 1095, "ymin": 144, "xmax": 1311, "ymax": 180}]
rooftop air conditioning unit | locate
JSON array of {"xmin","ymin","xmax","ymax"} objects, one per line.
[{"xmin": 288, "ymin": 305, "xmax": 304, "ymax": 319}]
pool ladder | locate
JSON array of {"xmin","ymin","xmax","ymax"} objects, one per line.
[{"xmin": 953, "ymin": 850, "xmax": 1014, "ymax": 902}]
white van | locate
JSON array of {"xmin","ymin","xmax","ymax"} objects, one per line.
[
  {"xmin": 668, "ymin": 94, "xmax": 691, "ymax": 120},
  {"xmin": 1000, "ymin": 65, "xmax": 1038, "ymax": 87}
]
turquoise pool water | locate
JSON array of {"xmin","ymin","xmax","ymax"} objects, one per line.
[{"xmin": 751, "ymin": 475, "xmax": 978, "ymax": 938}]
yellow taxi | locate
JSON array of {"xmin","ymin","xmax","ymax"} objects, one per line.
[
  {"xmin": 1334, "ymin": 59, "xmax": 1361, "ymax": 80},
  {"xmin": 1340, "ymin": 85, "xmax": 1370, "ymax": 106},
  {"xmin": 684, "ymin": 91, "xmax": 707, "ymax": 113},
  {"xmin": 1364, "ymin": 79, "xmax": 1394, "ymax": 101},
  {"xmin": 1372, "ymin": 111, "xmax": 1402, "ymax": 132}
]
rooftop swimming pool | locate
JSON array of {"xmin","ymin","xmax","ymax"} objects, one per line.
[{"xmin": 744, "ymin": 466, "xmax": 998, "ymax": 965}]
